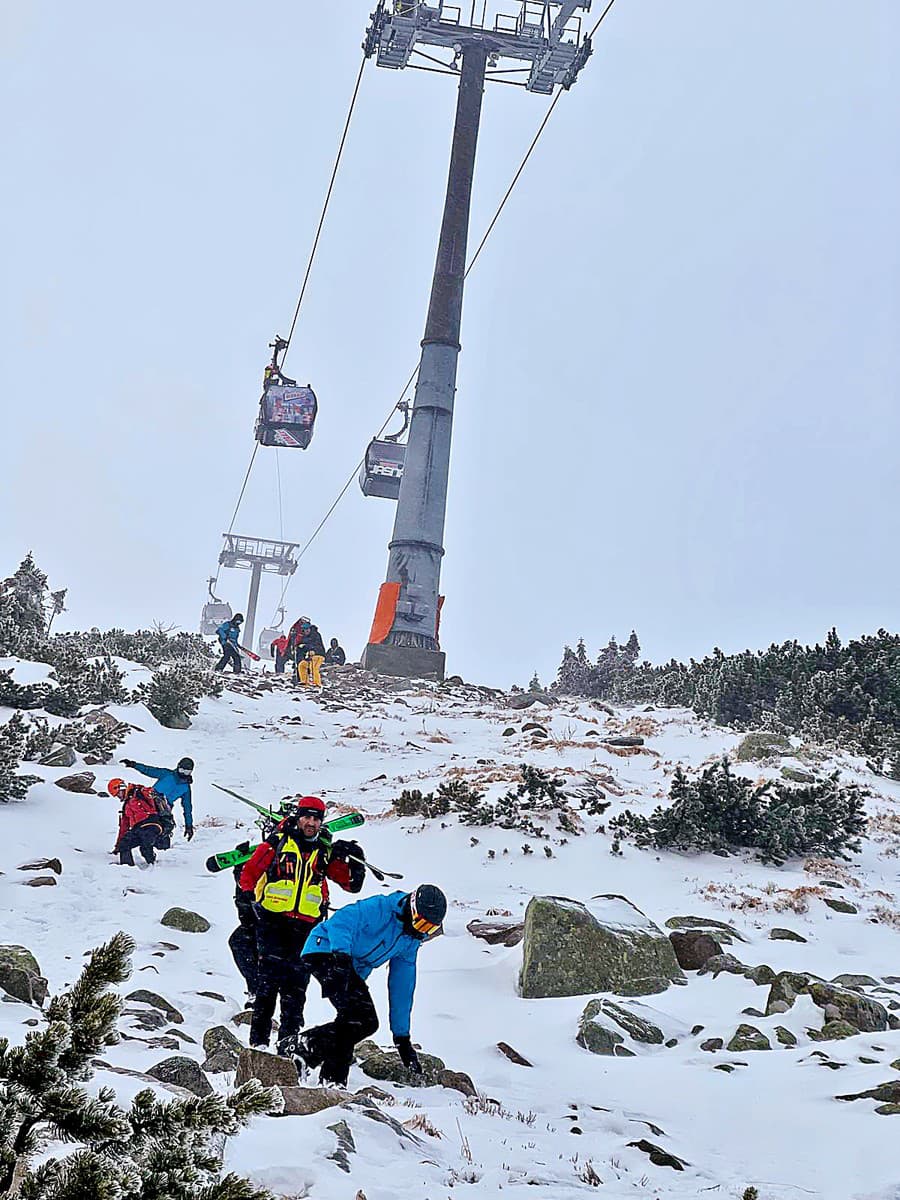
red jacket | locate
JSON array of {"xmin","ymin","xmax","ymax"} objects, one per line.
[
  {"xmin": 239, "ymin": 821, "xmax": 359, "ymax": 922},
  {"xmin": 117, "ymin": 784, "xmax": 161, "ymax": 842},
  {"xmin": 271, "ymin": 635, "xmax": 289, "ymax": 656}
]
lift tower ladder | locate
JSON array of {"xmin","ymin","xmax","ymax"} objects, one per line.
[
  {"xmin": 360, "ymin": 2, "xmax": 593, "ymax": 681},
  {"xmin": 218, "ymin": 535, "xmax": 299, "ymax": 653}
]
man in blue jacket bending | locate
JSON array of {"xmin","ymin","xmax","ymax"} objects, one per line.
[
  {"xmin": 295, "ymin": 884, "xmax": 447, "ymax": 1087},
  {"xmin": 122, "ymin": 756, "xmax": 195, "ymax": 841}
]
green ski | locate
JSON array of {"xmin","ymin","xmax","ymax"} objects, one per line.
[{"xmin": 205, "ymin": 810, "xmax": 365, "ymax": 874}]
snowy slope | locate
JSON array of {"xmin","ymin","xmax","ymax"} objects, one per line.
[{"xmin": 2, "ymin": 668, "xmax": 900, "ymax": 1200}]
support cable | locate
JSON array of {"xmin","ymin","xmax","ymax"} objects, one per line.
[
  {"xmin": 212, "ymin": 443, "xmax": 259, "ymax": 589},
  {"xmin": 268, "ymin": 0, "xmax": 619, "ymax": 620},
  {"xmin": 282, "ymin": 55, "xmax": 368, "ymax": 363}
]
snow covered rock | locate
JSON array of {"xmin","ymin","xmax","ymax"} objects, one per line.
[
  {"xmin": 277, "ymin": 1085, "xmax": 348, "ymax": 1116},
  {"xmin": 356, "ymin": 1041, "xmax": 475, "ymax": 1094},
  {"xmin": 202, "ymin": 1025, "xmax": 243, "ymax": 1073},
  {"xmin": 770, "ymin": 927, "xmax": 807, "ymax": 942},
  {"xmin": 126, "ymin": 989, "xmax": 184, "ymax": 1024},
  {"xmin": 0, "ymin": 944, "xmax": 48, "ymax": 1006},
  {"xmin": 735, "ymin": 731, "xmax": 792, "ymax": 761},
  {"xmin": 726, "ymin": 1024, "xmax": 771, "ymax": 1052},
  {"xmin": 576, "ymin": 1001, "xmax": 626, "ymax": 1056},
  {"xmin": 664, "ymin": 915, "xmax": 745, "ymax": 944},
  {"xmin": 808, "ymin": 981, "xmax": 889, "ymax": 1032},
  {"xmin": 466, "ymin": 917, "xmax": 525, "ymax": 946},
  {"xmin": 765, "ymin": 970, "xmax": 816, "ymax": 1015},
  {"xmin": 519, "ymin": 895, "xmax": 685, "ymax": 999},
  {"xmin": 39, "ymin": 745, "xmax": 76, "ymax": 767}
]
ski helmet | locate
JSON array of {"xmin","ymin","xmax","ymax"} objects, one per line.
[
  {"xmin": 408, "ymin": 884, "xmax": 447, "ymax": 937},
  {"xmin": 294, "ymin": 795, "xmax": 326, "ymax": 818},
  {"xmin": 108, "ymin": 778, "xmax": 126, "ymax": 797},
  {"xmin": 177, "ymin": 757, "xmax": 194, "ymax": 773}
]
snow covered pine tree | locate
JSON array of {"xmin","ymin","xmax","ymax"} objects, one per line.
[{"xmin": 0, "ymin": 932, "xmax": 277, "ymax": 1199}]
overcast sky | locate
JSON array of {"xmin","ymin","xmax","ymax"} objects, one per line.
[{"xmin": 2, "ymin": 1, "xmax": 897, "ymax": 686}]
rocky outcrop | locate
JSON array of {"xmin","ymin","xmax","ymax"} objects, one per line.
[
  {"xmin": 519, "ymin": 895, "xmax": 685, "ymax": 999},
  {"xmin": 0, "ymin": 945, "xmax": 48, "ymax": 1006},
  {"xmin": 160, "ymin": 907, "xmax": 211, "ymax": 934}
]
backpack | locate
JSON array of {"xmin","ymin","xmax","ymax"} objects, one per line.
[{"xmin": 151, "ymin": 790, "xmax": 176, "ymax": 837}]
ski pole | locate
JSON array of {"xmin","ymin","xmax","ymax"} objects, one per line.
[{"xmin": 347, "ymin": 853, "xmax": 403, "ymax": 882}]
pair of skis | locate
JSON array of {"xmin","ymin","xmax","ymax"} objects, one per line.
[{"xmin": 206, "ymin": 783, "xmax": 401, "ymax": 882}]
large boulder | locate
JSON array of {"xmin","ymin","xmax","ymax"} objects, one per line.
[
  {"xmin": 160, "ymin": 908, "xmax": 211, "ymax": 934},
  {"xmin": 146, "ymin": 1057, "xmax": 212, "ymax": 1098},
  {"xmin": 519, "ymin": 895, "xmax": 685, "ymax": 999},
  {"xmin": 235, "ymin": 1048, "xmax": 299, "ymax": 1089},
  {"xmin": 669, "ymin": 931, "xmax": 722, "ymax": 971},
  {"xmin": 54, "ymin": 771, "xmax": 96, "ymax": 793},
  {"xmin": 202, "ymin": 1025, "xmax": 243, "ymax": 1073},
  {"xmin": 808, "ymin": 982, "xmax": 888, "ymax": 1033},
  {"xmin": 0, "ymin": 945, "xmax": 48, "ymax": 1006},
  {"xmin": 277, "ymin": 1085, "xmax": 348, "ymax": 1116},
  {"xmin": 735, "ymin": 732, "xmax": 792, "ymax": 761}
]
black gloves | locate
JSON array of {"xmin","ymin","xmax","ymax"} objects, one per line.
[
  {"xmin": 185, "ymin": 826, "xmax": 195, "ymax": 842},
  {"xmin": 330, "ymin": 839, "xmax": 363, "ymax": 863},
  {"xmin": 393, "ymin": 1034, "xmax": 422, "ymax": 1074},
  {"xmin": 122, "ymin": 758, "xmax": 136, "ymax": 769}
]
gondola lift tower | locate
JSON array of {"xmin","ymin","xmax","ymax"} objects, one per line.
[{"xmin": 360, "ymin": 1, "xmax": 594, "ymax": 680}]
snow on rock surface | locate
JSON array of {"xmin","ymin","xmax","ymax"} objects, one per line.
[{"xmin": 2, "ymin": 665, "xmax": 900, "ymax": 1199}]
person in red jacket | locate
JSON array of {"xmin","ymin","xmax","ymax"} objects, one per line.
[
  {"xmin": 270, "ymin": 633, "xmax": 290, "ymax": 675},
  {"xmin": 238, "ymin": 795, "xmax": 365, "ymax": 1054},
  {"xmin": 108, "ymin": 778, "xmax": 174, "ymax": 866}
]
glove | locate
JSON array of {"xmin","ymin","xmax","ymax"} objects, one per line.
[
  {"xmin": 393, "ymin": 1034, "xmax": 422, "ymax": 1075},
  {"xmin": 185, "ymin": 826, "xmax": 195, "ymax": 842},
  {"xmin": 330, "ymin": 839, "xmax": 363, "ymax": 863},
  {"xmin": 122, "ymin": 758, "xmax": 136, "ymax": 769}
]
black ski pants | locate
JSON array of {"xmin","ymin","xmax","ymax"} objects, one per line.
[
  {"xmin": 274, "ymin": 649, "xmax": 289, "ymax": 674},
  {"xmin": 301, "ymin": 952, "xmax": 379, "ymax": 1087},
  {"xmin": 118, "ymin": 820, "xmax": 163, "ymax": 866},
  {"xmin": 249, "ymin": 910, "xmax": 314, "ymax": 1050},
  {"xmin": 229, "ymin": 896, "xmax": 259, "ymax": 996},
  {"xmin": 216, "ymin": 643, "xmax": 242, "ymax": 673}
]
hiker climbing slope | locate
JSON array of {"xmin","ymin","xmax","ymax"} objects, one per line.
[{"xmin": 122, "ymin": 756, "xmax": 195, "ymax": 841}]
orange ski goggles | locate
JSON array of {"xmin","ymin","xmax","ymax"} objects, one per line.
[{"xmin": 409, "ymin": 893, "xmax": 443, "ymax": 938}]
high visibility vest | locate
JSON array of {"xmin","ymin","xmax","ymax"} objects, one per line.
[{"xmin": 255, "ymin": 836, "xmax": 326, "ymax": 919}]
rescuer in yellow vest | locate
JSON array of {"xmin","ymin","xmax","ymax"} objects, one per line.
[{"xmin": 238, "ymin": 795, "xmax": 365, "ymax": 1053}]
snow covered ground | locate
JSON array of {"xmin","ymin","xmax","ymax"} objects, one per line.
[{"xmin": 2, "ymin": 666, "xmax": 899, "ymax": 1200}]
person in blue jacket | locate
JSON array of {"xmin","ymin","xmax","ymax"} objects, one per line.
[
  {"xmin": 294, "ymin": 884, "xmax": 447, "ymax": 1087},
  {"xmin": 215, "ymin": 613, "xmax": 244, "ymax": 673},
  {"xmin": 122, "ymin": 756, "xmax": 195, "ymax": 841}
]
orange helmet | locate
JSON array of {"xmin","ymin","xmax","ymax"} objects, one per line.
[{"xmin": 108, "ymin": 778, "xmax": 126, "ymax": 797}]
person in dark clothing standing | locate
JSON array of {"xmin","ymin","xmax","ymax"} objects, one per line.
[
  {"xmin": 215, "ymin": 614, "xmax": 244, "ymax": 673},
  {"xmin": 288, "ymin": 616, "xmax": 326, "ymax": 687},
  {"xmin": 324, "ymin": 638, "xmax": 346, "ymax": 667},
  {"xmin": 295, "ymin": 884, "xmax": 446, "ymax": 1088},
  {"xmin": 238, "ymin": 795, "xmax": 365, "ymax": 1054},
  {"xmin": 228, "ymin": 850, "xmax": 260, "ymax": 1004}
]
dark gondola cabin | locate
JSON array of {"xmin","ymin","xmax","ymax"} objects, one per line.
[
  {"xmin": 256, "ymin": 384, "xmax": 318, "ymax": 449},
  {"xmin": 359, "ymin": 438, "xmax": 406, "ymax": 499}
]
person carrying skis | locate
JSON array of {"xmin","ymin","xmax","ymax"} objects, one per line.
[
  {"xmin": 294, "ymin": 884, "xmax": 447, "ymax": 1088},
  {"xmin": 216, "ymin": 613, "xmax": 244, "ymax": 673},
  {"xmin": 324, "ymin": 637, "xmax": 346, "ymax": 667},
  {"xmin": 288, "ymin": 616, "xmax": 326, "ymax": 687},
  {"xmin": 238, "ymin": 795, "xmax": 366, "ymax": 1054},
  {"xmin": 270, "ymin": 632, "xmax": 290, "ymax": 675},
  {"xmin": 121, "ymin": 756, "xmax": 195, "ymax": 841},
  {"xmin": 109, "ymin": 778, "xmax": 175, "ymax": 866}
]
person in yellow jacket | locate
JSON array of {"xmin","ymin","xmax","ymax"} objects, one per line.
[{"xmin": 238, "ymin": 796, "xmax": 365, "ymax": 1053}]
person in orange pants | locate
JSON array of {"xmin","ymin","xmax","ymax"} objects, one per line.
[{"xmin": 290, "ymin": 617, "xmax": 326, "ymax": 687}]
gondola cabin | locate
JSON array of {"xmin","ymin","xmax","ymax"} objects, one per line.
[
  {"xmin": 256, "ymin": 384, "xmax": 318, "ymax": 449},
  {"xmin": 257, "ymin": 626, "xmax": 282, "ymax": 659},
  {"xmin": 200, "ymin": 601, "xmax": 233, "ymax": 636},
  {"xmin": 359, "ymin": 438, "xmax": 406, "ymax": 499}
]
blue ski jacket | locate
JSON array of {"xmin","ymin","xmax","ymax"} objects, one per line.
[
  {"xmin": 217, "ymin": 620, "xmax": 239, "ymax": 647},
  {"xmin": 131, "ymin": 762, "xmax": 193, "ymax": 828},
  {"xmin": 302, "ymin": 891, "xmax": 420, "ymax": 1037}
]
